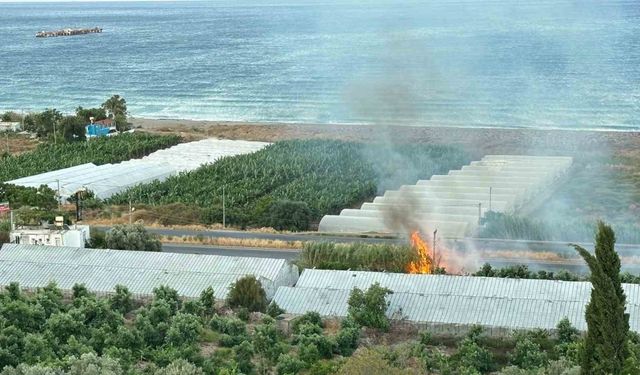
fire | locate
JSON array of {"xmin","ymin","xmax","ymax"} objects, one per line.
[{"xmin": 407, "ymin": 231, "xmax": 434, "ymax": 274}]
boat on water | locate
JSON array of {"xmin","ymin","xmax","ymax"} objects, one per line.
[{"xmin": 36, "ymin": 27, "xmax": 102, "ymax": 38}]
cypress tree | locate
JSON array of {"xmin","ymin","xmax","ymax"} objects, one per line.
[{"xmin": 573, "ymin": 221, "xmax": 629, "ymax": 374}]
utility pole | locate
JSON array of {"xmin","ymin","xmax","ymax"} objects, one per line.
[
  {"xmin": 432, "ymin": 229, "xmax": 438, "ymax": 272},
  {"xmin": 222, "ymin": 186, "xmax": 226, "ymax": 229},
  {"xmin": 129, "ymin": 198, "xmax": 133, "ymax": 225},
  {"xmin": 489, "ymin": 186, "xmax": 492, "ymax": 212},
  {"xmin": 56, "ymin": 179, "xmax": 61, "ymax": 208}
]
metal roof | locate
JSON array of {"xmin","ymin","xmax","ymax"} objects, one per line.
[
  {"xmin": 273, "ymin": 270, "xmax": 640, "ymax": 332},
  {"xmin": 0, "ymin": 244, "xmax": 298, "ymax": 299}
]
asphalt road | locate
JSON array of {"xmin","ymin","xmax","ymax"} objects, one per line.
[
  {"xmin": 97, "ymin": 226, "xmax": 640, "ymax": 274},
  {"xmin": 94, "ymin": 226, "xmax": 401, "ymax": 245},
  {"xmin": 161, "ymin": 243, "xmax": 614, "ymax": 275}
]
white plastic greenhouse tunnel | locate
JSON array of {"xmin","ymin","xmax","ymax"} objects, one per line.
[
  {"xmin": 0, "ymin": 244, "xmax": 298, "ymax": 300},
  {"xmin": 5, "ymin": 139, "xmax": 270, "ymax": 200},
  {"xmin": 272, "ymin": 269, "xmax": 640, "ymax": 336},
  {"xmin": 318, "ymin": 155, "xmax": 573, "ymax": 238}
]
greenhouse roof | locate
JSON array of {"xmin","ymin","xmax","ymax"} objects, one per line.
[
  {"xmin": 319, "ymin": 155, "xmax": 573, "ymax": 237},
  {"xmin": 5, "ymin": 138, "xmax": 270, "ymax": 199},
  {"xmin": 273, "ymin": 270, "xmax": 640, "ymax": 332},
  {"xmin": 0, "ymin": 244, "xmax": 296, "ymax": 299}
]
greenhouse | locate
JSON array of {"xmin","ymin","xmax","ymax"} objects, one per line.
[
  {"xmin": 318, "ymin": 155, "xmax": 573, "ymax": 238},
  {"xmin": 0, "ymin": 244, "xmax": 298, "ymax": 299},
  {"xmin": 5, "ymin": 138, "xmax": 270, "ymax": 199},
  {"xmin": 272, "ymin": 269, "xmax": 640, "ymax": 335}
]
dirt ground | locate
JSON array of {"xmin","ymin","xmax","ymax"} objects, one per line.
[
  {"xmin": 3, "ymin": 133, "xmax": 39, "ymax": 155},
  {"xmin": 131, "ymin": 117, "xmax": 640, "ymax": 158}
]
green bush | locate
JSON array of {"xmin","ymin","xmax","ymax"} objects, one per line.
[
  {"xmin": 291, "ymin": 311, "xmax": 323, "ymax": 334},
  {"xmin": 199, "ymin": 287, "xmax": 216, "ymax": 317},
  {"xmin": 266, "ymin": 302, "xmax": 285, "ymax": 318},
  {"xmin": 106, "ymin": 224, "xmax": 162, "ymax": 252},
  {"xmin": 0, "ymin": 133, "xmax": 182, "ymax": 182},
  {"xmin": 451, "ymin": 337, "xmax": 495, "ymax": 373},
  {"xmin": 276, "ymin": 353, "xmax": 306, "ymax": 375},
  {"xmin": 236, "ymin": 307, "xmax": 250, "ymax": 322},
  {"xmin": 347, "ymin": 283, "xmax": 391, "ymax": 331},
  {"xmin": 234, "ymin": 340, "xmax": 254, "ymax": 374},
  {"xmin": 297, "ymin": 242, "xmax": 417, "ymax": 273},
  {"xmin": 227, "ymin": 276, "xmax": 268, "ymax": 312},
  {"xmin": 335, "ymin": 322, "xmax": 360, "ymax": 356},
  {"xmin": 263, "ymin": 200, "xmax": 312, "ymax": 231},
  {"xmin": 508, "ymin": 335, "xmax": 548, "ymax": 370},
  {"xmin": 0, "ymin": 183, "xmax": 57, "ymax": 211},
  {"xmin": 109, "ymin": 140, "xmax": 471, "ymax": 230}
]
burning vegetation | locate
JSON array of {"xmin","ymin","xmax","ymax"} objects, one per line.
[{"xmin": 407, "ymin": 231, "xmax": 436, "ymax": 274}]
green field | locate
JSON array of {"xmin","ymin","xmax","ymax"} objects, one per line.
[
  {"xmin": 108, "ymin": 140, "xmax": 471, "ymax": 229},
  {"xmin": 0, "ymin": 133, "xmax": 182, "ymax": 182}
]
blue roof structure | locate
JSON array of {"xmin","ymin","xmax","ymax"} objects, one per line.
[{"xmin": 85, "ymin": 124, "xmax": 111, "ymax": 137}]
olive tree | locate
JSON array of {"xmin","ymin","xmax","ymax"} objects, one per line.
[{"xmin": 105, "ymin": 224, "xmax": 161, "ymax": 252}]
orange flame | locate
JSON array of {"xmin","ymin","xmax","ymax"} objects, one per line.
[{"xmin": 407, "ymin": 231, "xmax": 434, "ymax": 274}]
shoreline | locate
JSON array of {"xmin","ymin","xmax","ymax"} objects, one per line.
[
  {"xmin": 130, "ymin": 117, "xmax": 640, "ymax": 134},
  {"xmin": 130, "ymin": 117, "xmax": 640, "ymax": 157}
]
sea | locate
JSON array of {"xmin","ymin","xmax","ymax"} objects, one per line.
[{"xmin": 0, "ymin": 0, "xmax": 638, "ymax": 131}]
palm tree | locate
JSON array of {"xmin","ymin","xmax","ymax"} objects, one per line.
[
  {"xmin": 101, "ymin": 95, "xmax": 127, "ymax": 119},
  {"xmin": 101, "ymin": 95, "xmax": 128, "ymax": 131}
]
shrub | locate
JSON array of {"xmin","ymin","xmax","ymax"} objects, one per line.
[
  {"xmin": 299, "ymin": 343, "xmax": 321, "ymax": 365},
  {"xmin": 165, "ymin": 313, "xmax": 202, "ymax": 347},
  {"xmin": 210, "ymin": 315, "xmax": 248, "ymax": 337},
  {"xmin": 556, "ymin": 318, "xmax": 579, "ymax": 345},
  {"xmin": 155, "ymin": 359, "xmax": 204, "ymax": 375},
  {"xmin": 276, "ymin": 353, "xmax": 306, "ymax": 375},
  {"xmin": 106, "ymin": 224, "xmax": 161, "ymax": 252},
  {"xmin": 295, "ymin": 334, "xmax": 335, "ymax": 359},
  {"xmin": 199, "ymin": 287, "xmax": 215, "ymax": 317},
  {"xmin": 347, "ymin": 283, "xmax": 391, "ymax": 330},
  {"xmin": 253, "ymin": 320, "xmax": 283, "ymax": 362},
  {"xmin": 266, "ymin": 302, "xmax": 285, "ymax": 318},
  {"xmin": 236, "ymin": 307, "xmax": 250, "ymax": 322},
  {"xmin": 153, "ymin": 285, "xmax": 181, "ymax": 314},
  {"xmin": 72, "ymin": 284, "xmax": 91, "ymax": 300},
  {"xmin": 509, "ymin": 335, "xmax": 548, "ymax": 370},
  {"xmin": 227, "ymin": 276, "xmax": 268, "ymax": 312},
  {"xmin": 291, "ymin": 312, "xmax": 323, "ymax": 334},
  {"xmin": 335, "ymin": 324, "xmax": 360, "ymax": 357},
  {"xmin": 451, "ymin": 337, "xmax": 495, "ymax": 374},
  {"xmin": 297, "ymin": 242, "xmax": 417, "ymax": 273},
  {"xmin": 234, "ymin": 340, "xmax": 254, "ymax": 374},
  {"xmin": 181, "ymin": 300, "xmax": 204, "ymax": 317},
  {"xmin": 337, "ymin": 349, "xmax": 408, "ymax": 375},
  {"xmin": 263, "ymin": 200, "xmax": 312, "ymax": 231}
]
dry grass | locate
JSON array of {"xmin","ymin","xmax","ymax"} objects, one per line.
[
  {"xmin": 159, "ymin": 234, "xmax": 303, "ymax": 250},
  {"xmin": 480, "ymin": 250, "xmax": 573, "ymax": 262},
  {"xmin": 3, "ymin": 133, "xmax": 40, "ymax": 155}
]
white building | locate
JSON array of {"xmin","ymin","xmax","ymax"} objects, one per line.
[
  {"xmin": 0, "ymin": 122, "xmax": 21, "ymax": 132},
  {"xmin": 10, "ymin": 225, "xmax": 90, "ymax": 248}
]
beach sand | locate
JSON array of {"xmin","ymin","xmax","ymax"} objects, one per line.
[{"xmin": 131, "ymin": 117, "xmax": 640, "ymax": 158}]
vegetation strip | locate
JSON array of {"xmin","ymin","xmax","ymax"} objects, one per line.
[
  {"xmin": 0, "ymin": 133, "xmax": 182, "ymax": 182},
  {"xmin": 107, "ymin": 140, "xmax": 470, "ymax": 231}
]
